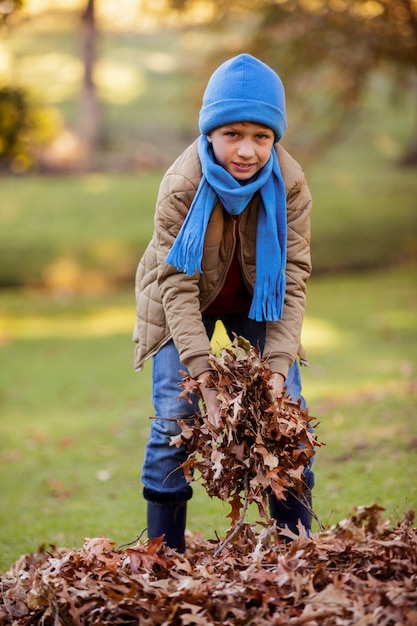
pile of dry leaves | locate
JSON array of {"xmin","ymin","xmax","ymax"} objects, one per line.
[
  {"xmin": 1, "ymin": 339, "xmax": 416, "ymax": 624},
  {"xmin": 1, "ymin": 506, "xmax": 416, "ymax": 625}
]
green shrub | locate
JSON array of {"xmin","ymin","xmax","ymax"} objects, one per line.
[{"xmin": 0, "ymin": 85, "xmax": 60, "ymax": 172}]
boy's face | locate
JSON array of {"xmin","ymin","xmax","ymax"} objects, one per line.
[{"xmin": 207, "ymin": 122, "xmax": 275, "ymax": 181}]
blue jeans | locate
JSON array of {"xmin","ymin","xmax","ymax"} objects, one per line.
[{"xmin": 142, "ymin": 312, "xmax": 309, "ymax": 503}]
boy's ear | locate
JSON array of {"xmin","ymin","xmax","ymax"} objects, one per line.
[{"xmin": 206, "ymin": 134, "xmax": 212, "ymax": 143}]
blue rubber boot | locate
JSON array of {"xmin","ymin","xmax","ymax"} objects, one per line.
[{"xmin": 147, "ymin": 500, "xmax": 187, "ymax": 553}]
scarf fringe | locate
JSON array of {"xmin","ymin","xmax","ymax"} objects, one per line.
[{"xmin": 249, "ymin": 273, "xmax": 286, "ymax": 322}]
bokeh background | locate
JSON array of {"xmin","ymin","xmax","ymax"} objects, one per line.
[{"xmin": 0, "ymin": 0, "xmax": 416, "ymax": 571}]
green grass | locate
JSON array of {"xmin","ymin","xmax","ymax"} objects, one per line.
[
  {"xmin": 0, "ymin": 172, "xmax": 161, "ymax": 286},
  {"xmin": 1, "ymin": 266, "xmax": 416, "ymax": 572},
  {"xmin": 302, "ymin": 266, "xmax": 417, "ymax": 526},
  {"xmin": 306, "ymin": 132, "xmax": 417, "ymax": 272}
]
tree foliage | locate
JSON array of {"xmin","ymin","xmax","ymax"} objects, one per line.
[
  {"xmin": 168, "ymin": 0, "xmax": 416, "ymax": 71},
  {"xmin": 250, "ymin": 0, "xmax": 417, "ymax": 159},
  {"xmin": 0, "ymin": 86, "xmax": 60, "ymax": 172}
]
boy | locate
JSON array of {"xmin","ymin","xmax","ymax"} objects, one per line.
[{"xmin": 133, "ymin": 54, "xmax": 313, "ymax": 552}]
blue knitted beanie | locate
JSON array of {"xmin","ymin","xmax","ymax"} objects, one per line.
[{"xmin": 199, "ymin": 54, "xmax": 287, "ymax": 142}]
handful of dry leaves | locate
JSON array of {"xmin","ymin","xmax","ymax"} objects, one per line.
[{"xmin": 171, "ymin": 336, "xmax": 322, "ymax": 525}]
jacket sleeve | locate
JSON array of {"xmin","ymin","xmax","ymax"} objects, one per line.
[
  {"xmin": 264, "ymin": 167, "xmax": 312, "ymax": 378},
  {"xmin": 154, "ymin": 172, "xmax": 214, "ymax": 378}
]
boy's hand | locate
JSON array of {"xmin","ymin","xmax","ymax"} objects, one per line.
[
  {"xmin": 269, "ymin": 372, "xmax": 285, "ymax": 400},
  {"xmin": 198, "ymin": 371, "xmax": 222, "ymax": 429}
]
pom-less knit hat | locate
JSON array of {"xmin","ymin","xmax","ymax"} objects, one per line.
[{"xmin": 199, "ymin": 53, "xmax": 287, "ymax": 142}]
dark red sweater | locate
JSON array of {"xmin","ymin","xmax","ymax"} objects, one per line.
[{"xmin": 203, "ymin": 218, "xmax": 252, "ymax": 315}]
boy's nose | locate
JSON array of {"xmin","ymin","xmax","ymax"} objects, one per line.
[{"xmin": 237, "ymin": 140, "xmax": 255, "ymax": 158}]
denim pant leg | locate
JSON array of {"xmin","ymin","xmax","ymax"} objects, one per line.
[{"xmin": 142, "ymin": 339, "xmax": 198, "ymax": 503}]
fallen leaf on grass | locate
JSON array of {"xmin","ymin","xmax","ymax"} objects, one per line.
[{"xmin": 46, "ymin": 478, "xmax": 72, "ymax": 499}]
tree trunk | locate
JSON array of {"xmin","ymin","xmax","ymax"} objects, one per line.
[
  {"xmin": 78, "ymin": 0, "xmax": 101, "ymax": 152},
  {"xmin": 401, "ymin": 94, "xmax": 417, "ymax": 166}
]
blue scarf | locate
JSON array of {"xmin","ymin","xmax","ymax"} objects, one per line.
[{"xmin": 165, "ymin": 135, "xmax": 287, "ymax": 321}]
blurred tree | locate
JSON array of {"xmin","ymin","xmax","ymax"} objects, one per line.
[
  {"xmin": 1, "ymin": 0, "xmax": 102, "ymax": 168},
  {"xmin": 78, "ymin": 0, "xmax": 103, "ymax": 153},
  {"xmin": 3, "ymin": 0, "xmax": 103, "ymax": 158},
  {"xmin": 0, "ymin": 86, "xmax": 32, "ymax": 170},
  {"xmin": 0, "ymin": 2, "xmax": 61, "ymax": 172},
  {"xmin": 0, "ymin": 86, "xmax": 61, "ymax": 172},
  {"xmin": 167, "ymin": 0, "xmax": 417, "ymax": 164},
  {"xmin": 250, "ymin": 0, "xmax": 417, "ymax": 163},
  {"xmin": 0, "ymin": 0, "xmax": 23, "ymax": 25}
]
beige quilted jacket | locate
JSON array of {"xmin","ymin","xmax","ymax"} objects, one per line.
[{"xmin": 133, "ymin": 138, "xmax": 312, "ymax": 379}]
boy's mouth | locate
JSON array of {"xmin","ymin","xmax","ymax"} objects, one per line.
[{"xmin": 233, "ymin": 162, "xmax": 256, "ymax": 172}]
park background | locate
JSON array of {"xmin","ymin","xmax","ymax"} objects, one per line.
[{"xmin": 0, "ymin": 0, "xmax": 416, "ymax": 572}]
